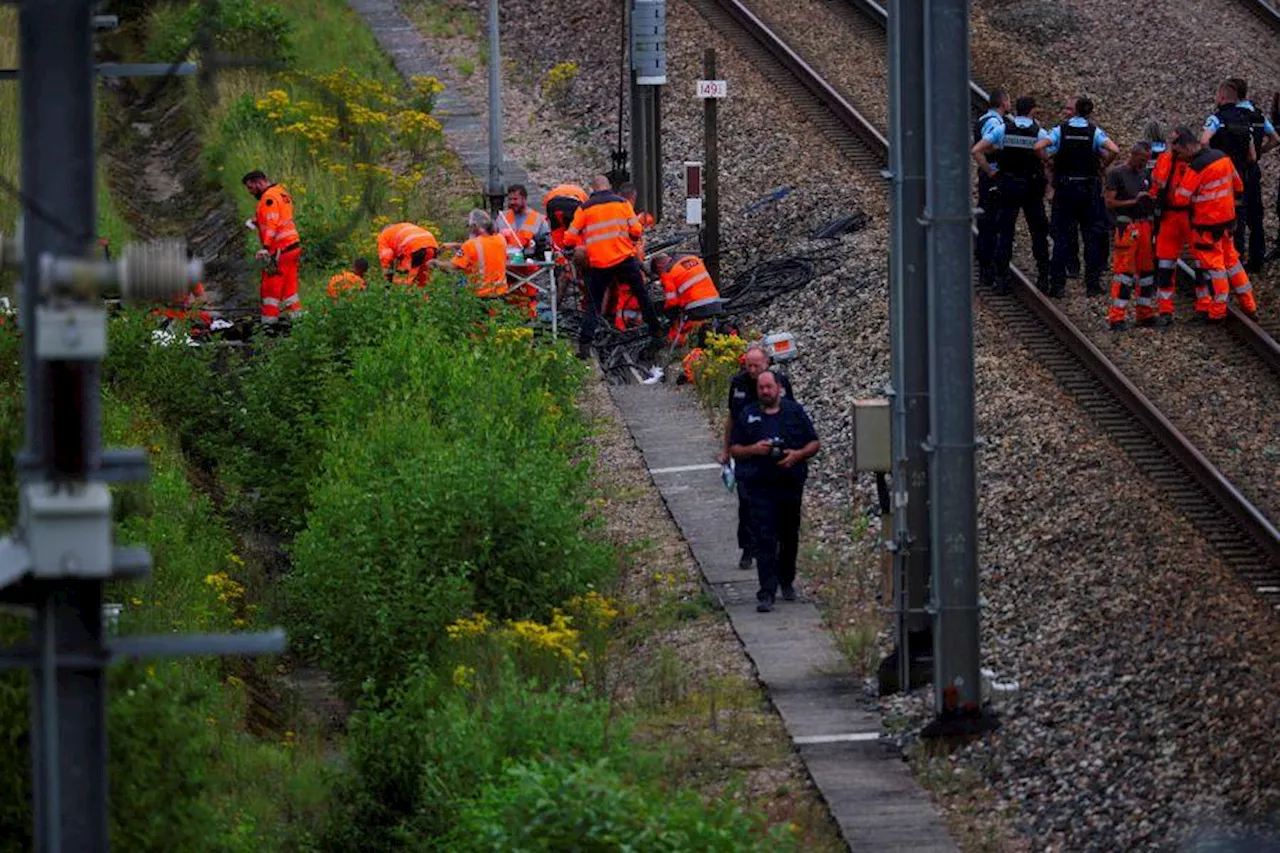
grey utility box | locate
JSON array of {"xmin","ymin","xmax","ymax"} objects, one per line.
[
  {"xmin": 631, "ymin": 0, "xmax": 666, "ymax": 85},
  {"xmin": 853, "ymin": 398, "xmax": 891, "ymax": 473}
]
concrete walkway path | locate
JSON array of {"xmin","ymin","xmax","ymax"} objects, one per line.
[
  {"xmin": 348, "ymin": 0, "xmax": 528, "ymax": 193},
  {"xmin": 611, "ymin": 383, "xmax": 958, "ymax": 852},
  {"xmin": 346, "ymin": 3, "xmax": 959, "ymax": 847}
]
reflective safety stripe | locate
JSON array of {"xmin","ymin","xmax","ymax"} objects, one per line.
[
  {"xmin": 1157, "ymin": 288, "xmax": 1176, "ymax": 296},
  {"xmin": 1135, "ymin": 296, "xmax": 1154, "ymax": 306},
  {"xmin": 1195, "ymin": 286, "xmax": 1210, "ymax": 297},
  {"xmin": 1233, "ymin": 282, "xmax": 1253, "ymax": 294},
  {"xmin": 1199, "ymin": 175, "xmax": 1231, "ymax": 191},
  {"xmin": 1207, "ymin": 270, "xmax": 1228, "ymax": 279},
  {"xmin": 1193, "ymin": 188, "xmax": 1232, "ymax": 203},
  {"xmin": 476, "ymin": 243, "xmax": 486, "ymax": 280},
  {"xmin": 261, "ymin": 315, "xmax": 279, "ymax": 324},
  {"xmin": 1157, "ymin": 259, "xmax": 1176, "ymax": 269},
  {"xmin": 1175, "ymin": 187, "xmax": 1193, "ymax": 198},
  {"xmin": 1214, "ymin": 293, "xmax": 1229, "ymax": 302},
  {"xmin": 584, "ymin": 230, "xmax": 629, "ymax": 245},
  {"xmin": 1113, "ymin": 274, "xmax": 1134, "ymax": 284},
  {"xmin": 685, "ymin": 295, "xmax": 721, "ymax": 310},
  {"xmin": 582, "ymin": 217, "xmax": 631, "ymax": 235},
  {"xmin": 676, "ymin": 271, "xmax": 712, "ymax": 295},
  {"xmin": 1226, "ymin": 263, "xmax": 1245, "ymax": 276},
  {"xmin": 1138, "ymin": 276, "xmax": 1154, "ymax": 286},
  {"xmin": 282, "ymin": 294, "xmax": 300, "ymax": 306},
  {"xmin": 262, "ymin": 297, "xmax": 281, "ymax": 306},
  {"xmin": 1112, "ymin": 298, "xmax": 1130, "ymax": 307}
]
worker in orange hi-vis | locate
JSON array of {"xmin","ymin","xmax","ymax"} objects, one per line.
[
  {"xmin": 1103, "ymin": 142, "xmax": 1156, "ymax": 330},
  {"xmin": 327, "ymin": 258, "xmax": 369, "ymax": 299},
  {"xmin": 653, "ymin": 253, "xmax": 722, "ymax": 346},
  {"xmin": 242, "ymin": 170, "xmax": 302, "ymax": 327},
  {"xmin": 1171, "ymin": 125, "xmax": 1259, "ymax": 322},
  {"xmin": 376, "ymin": 222, "xmax": 439, "ymax": 287},
  {"xmin": 613, "ymin": 282, "xmax": 643, "ymax": 331},
  {"xmin": 542, "ymin": 183, "xmax": 589, "ymax": 251},
  {"xmin": 432, "ymin": 209, "xmax": 509, "ymax": 299},
  {"xmin": 497, "ymin": 184, "xmax": 551, "ymax": 318},
  {"xmin": 1149, "ymin": 136, "xmax": 1197, "ymax": 322}
]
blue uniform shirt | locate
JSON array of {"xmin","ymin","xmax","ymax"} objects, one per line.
[
  {"xmin": 731, "ymin": 398, "xmax": 819, "ymax": 486},
  {"xmin": 976, "ymin": 109, "xmax": 1003, "ymax": 139},
  {"xmin": 1044, "ymin": 117, "xmax": 1111, "ymax": 156},
  {"xmin": 1204, "ymin": 102, "xmax": 1276, "ymax": 136}
]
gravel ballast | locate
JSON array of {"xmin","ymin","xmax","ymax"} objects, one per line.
[{"xmin": 398, "ymin": 0, "xmax": 1280, "ymax": 848}]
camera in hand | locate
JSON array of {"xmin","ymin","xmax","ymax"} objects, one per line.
[{"xmin": 767, "ymin": 436, "xmax": 786, "ymax": 459}]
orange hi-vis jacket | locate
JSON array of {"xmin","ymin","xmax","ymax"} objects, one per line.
[
  {"xmin": 496, "ymin": 208, "xmax": 549, "ymax": 249},
  {"xmin": 1148, "ymin": 150, "xmax": 1191, "ymax": 210},
  {"xmin": 377, "ymin": 223, "xmax": 439, "ymax": 273},
  {"xmin": 255, "ymin": 184, "xmax": 300, "ymax": 254},
  {"xmin": 1174, "ymin": 149, "xmax": 1243, "ymax": 228},
  {"xmin": 451, "ymin": 232, "xmax": 509, "ymax": 296},
  {"xmin": 562, "ymin": 191, "xmax": 643, "ymax": 268},
  {"xmin": 660, "ymin": 256, "xmax": 720, "ymax": 311},
  {"xmin": 327, "ymin": 270, "xmax": 366, "ymax": 298}
]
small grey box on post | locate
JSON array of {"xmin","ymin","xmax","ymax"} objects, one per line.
[
  {"xmin": 631, "ymin": 0, "xmax": 666, "ymax": 85},
  {"xmin": 853, "ymin": 399, "xmax": 892, "ymax": 473}
]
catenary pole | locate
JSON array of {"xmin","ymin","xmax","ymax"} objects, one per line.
[
  {"xmin": 19, "ymin": 3, "xmax": 108, "ymax": 848},
  {"xmin": 486, "ymin": 0, "xmax": 504, "ymax": 214},
  {"xmin": 884, "ymin": 0, "xmax": 931, "ymax": 694},
  {"xmin": 924, "ymin": 0, "xmax": 982, "ymax": 719}
]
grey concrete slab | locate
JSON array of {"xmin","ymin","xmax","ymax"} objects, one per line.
[
  {"xmin": 347, "ymin": 0, "xmax": 529, "ymax": 194},
  {"xmin": 611, "ymin": 382, "xmax": 958, "ymax": 852}
]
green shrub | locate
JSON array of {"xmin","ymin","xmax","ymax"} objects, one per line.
[
  {"xmin": 322, "ymin": 659, "xmax": 633, "ymax": 851},
  {"xmin": 0, "ymin": 322, "xmax": 23, "ymax": 527},
  {"xmin": 285, "ymin": 302, "xmax": 611, "ymax": 698},
  {"xmin": 448, "ymin": 759, "xmax": 798, "ymax": 853}
]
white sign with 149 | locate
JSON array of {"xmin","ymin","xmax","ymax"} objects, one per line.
[{"xmin": 695, "ymin": 79, "xmax": 727, "ymax": 99}]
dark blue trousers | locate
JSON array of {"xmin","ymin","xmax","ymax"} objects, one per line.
[{"xmin": 744, "ymin": 479, "xmax": 803, "ymax": 602}]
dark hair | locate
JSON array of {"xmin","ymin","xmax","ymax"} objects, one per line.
[
  {"xmin": 1227, "ymin": 77, "xmax": 1247, "ymax": 99},
  {"xmin": 353, "ymin": 257, "xmax": 369, "ymax": 274},
  {"xmin": 507, "ymin": 184, "xmax": 527, "ymax": 198},
  {"xmin": 1014, "ymin": 96, "xmax": 1036, "ymax": 117},
  {"xmin": 1074, "ymin": 96, "xmax": 1094, "ymax": 118},
  {"xmin": 1131, "ymin": 141, "xmax": 1152, "ymax": 155},
  {"xmin": 1219, "ymin": 80, "xmax": 1240, "ymax": 101},
  {"xmin": 241, "ymin": 170, "xmax": 267, "ymax": 184},
  {"xmin": 1172, "ymin": 125, "xmax": 1198, "ymax": 147},
  {"xmin": 409, "ymin": 248, "xmax": 429, "ymax": 267},
  {"xmin": 988, "ymin": 88, "xmax": 1009, "ymax": 109}
]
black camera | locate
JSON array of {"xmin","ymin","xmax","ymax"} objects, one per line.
[{"xmin": 767, "ymin": 437, "xmax": 786, "ymax": 459}]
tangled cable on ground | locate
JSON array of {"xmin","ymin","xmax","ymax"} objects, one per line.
[{"xmin": 719, "ymin": 244, "xmax": 846, "ymax": 315}]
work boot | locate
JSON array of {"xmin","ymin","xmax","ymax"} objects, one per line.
[
  {"xmin": 576, "ymin": 341, "xmax": 591, "ymax": 360},
  {"xmin": 993, "ymin": 275, "xmax": 1012, "ymax": 296},
  {"xmin": 1156, "ymin": 314, "xmax": 1173, "ymax": 329},
  {"xmin": 756, "ymin": 597, "xmax": 775, "ymax": 614},
  {"xmin": 1137, "ymin": 317, "xmax": 1157, "ymax": 328},
  {"xmin": 1109, "ymin": 320, "xmax": 1130, "ymax": 332},
  {"xmin": 1191, "ymin": 313, "xmax": 1209, "ymax": 326},
  {"xmin": 781, "ymin": 586, "xmax": 796, "ymax": 602},
  {"xmin": 738, "ymin": 552, "xmax": 754, "ymax": 572}
]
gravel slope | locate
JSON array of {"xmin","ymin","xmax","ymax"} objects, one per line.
[{"xmin": 401, "ymin": 0, "xmax": 1280, "ymax": 848}]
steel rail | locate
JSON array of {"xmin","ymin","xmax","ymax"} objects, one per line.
[{"xmin": 695, "ymin": 0, "xmax": 1280, "ymax": 596}]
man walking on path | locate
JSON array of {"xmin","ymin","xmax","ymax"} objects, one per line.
[
  {"xmin": 729, "ymin": 371, "xmax": 820, "ymax": 613},
  {"xmin": 719, "ymin": 347, "xmax": 793, "ymax": 573}
]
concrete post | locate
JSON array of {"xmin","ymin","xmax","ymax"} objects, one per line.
[
  {"xmin": 883, "ymin": 0, "xmax": 931, "ymax": 694},
  {"xmin": 923, "ymin": 0, "xmax": 983, "ymax": 720}
]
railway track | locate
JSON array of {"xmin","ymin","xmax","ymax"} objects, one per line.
[
  {"xmin": 687, "ymin": 0, "xmax": 1280, "ymax": 605},
  {"xmin": 840, "ymin": 0, "xmax": 1280, "ymax": 380},
  {"xmin": 1243, "ymin": 0, "xmax": 1280, "ymax": 29}
]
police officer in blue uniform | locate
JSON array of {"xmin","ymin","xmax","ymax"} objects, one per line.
[
  {"xmin": 720, "ymin": 346, "xmax": 794, "ymax": 573},
  {"xmin": 729, "ymin": 371, "xmax": 820, "ymax": 613},
  {"xmin": 973, "ymin": 89, "xmax": 1011, "ymax": 290},
  {"xmin": 1034, "ymin": 95, "xmax": 1121, "ymax": 298},
  {"xmin": 1200, "ymin": 78, "xmax": 1280, "ymax": 273},
  {"xmin": 971, "ymin": 95, "xmax": 1051, "ymax": 293}
]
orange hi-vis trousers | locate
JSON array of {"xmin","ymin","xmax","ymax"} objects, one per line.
[
  {"xmin": 261, "ymin": 245, "xmax": 302, "ymax": 324},
  {"xmin": 1108, "ymin": 219, "xmax": 1155, "ymax": 325},
  {"xmin": 1154, "ymin": 209, "xmax": 1194, "ymax": 317},
  {"xmin": 1191, "ymin": 224, "xmax": 1257, "ymax": 320}
]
